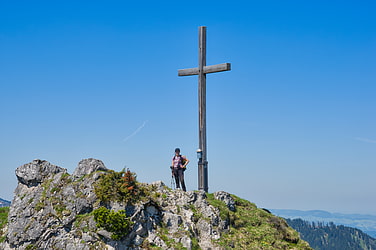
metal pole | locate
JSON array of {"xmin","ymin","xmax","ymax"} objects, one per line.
[{"xmin": 198, "ymin": 26, "xmax": 208, "ymax": 192}]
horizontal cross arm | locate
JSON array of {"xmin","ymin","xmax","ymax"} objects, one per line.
[
  {"xmin": 178, "ymin": 67, "xmax": 198, "ymax": 76},
  {"xmin": 178, "ymin": 63, "xmax": 231, "ymax": 76},
  {"xmin": 205, "ymin": 62, "xmax": 231, "ymax": 74}
]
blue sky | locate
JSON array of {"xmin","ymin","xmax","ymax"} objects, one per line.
[{"xmin": 1, "ymin": 1, "xmax": 375, "ymax": 214}]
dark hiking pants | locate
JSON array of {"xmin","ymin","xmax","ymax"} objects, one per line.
[{"xmin": 173, "ymin": 168, "xmax": 186, "ymax": 191}]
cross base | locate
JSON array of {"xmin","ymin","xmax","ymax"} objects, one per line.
[{"xmin": 198, "ymin": 160, "xmax": 208, "ymax": 192}]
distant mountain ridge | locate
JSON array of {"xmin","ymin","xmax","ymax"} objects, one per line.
[
  {"xmin": 0, "ymin": 198, "xmax": 10, "ymax": 207},
  {"xmin": 271, "ymin": 209, "xmax": 376, "ymax": 239},
  {"xmin": 286, "ymin": 218, "xmax": 376, "ymax": 250}
]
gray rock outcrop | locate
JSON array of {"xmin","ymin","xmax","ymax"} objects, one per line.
[
  {"xmin": 72, "ymin": 158, "xmax": 108, "ymax": 178},
  {"xmin": 15, "ymin": 159, "xmax": 66, "ymax": 187},
  {"xmin": 4, "ymin": 159, "xmax": 104, "ymax": 250},
  {"xmin": 0, "ymin": 159, "xmax": 311, "ymax": 250},
  {"xmin": 214, "ymin": 191, "xmax": 236, "ymax": 212}
]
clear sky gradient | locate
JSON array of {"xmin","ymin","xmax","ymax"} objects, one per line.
[{"xmin": 1, "ymin": 1, "xmax": 375, "ymax": 214}]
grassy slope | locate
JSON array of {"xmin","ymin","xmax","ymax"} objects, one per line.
[{"xmin": 206, "ymin": 193, "xmax": 312, "ymax": 249}]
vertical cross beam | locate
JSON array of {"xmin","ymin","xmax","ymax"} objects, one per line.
[
  {"xmin": 178, "ymin": 26, "xmax": 231, "ymax": 192},
  {"xmin": 198, "ymin": 26, "xmax": 208, "ymax": 192}
]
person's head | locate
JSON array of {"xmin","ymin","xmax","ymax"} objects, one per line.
[{"xmin": 175, "ymin": 148, "xmax": 180, "ymax": 155}]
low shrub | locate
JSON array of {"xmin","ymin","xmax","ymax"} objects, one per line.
[
  {"xmin": 94, "ymin": 169, "xmax": 143, "ymax": 203},
  {"xmin": 93, "ymin": 207, "xmax": 133, "ymax": 240}
]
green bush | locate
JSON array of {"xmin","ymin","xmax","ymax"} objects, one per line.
[
  {"xmin": 93, "ymin": 207, "xmax": 133, "ymax": 240},
  {"xmin": 94, "ymin": 169, "xmax": 142, "ymax": 203}
]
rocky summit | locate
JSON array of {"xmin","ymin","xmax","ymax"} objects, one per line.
[{"xmin": 0, "ymin": 159, "xmax": 312, "ymax": 250}]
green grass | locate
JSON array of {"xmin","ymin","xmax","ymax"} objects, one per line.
[
  {"xmin": 206, "ymin": 194, "xmax": 311, "ymax": 249},
  {"xmin": 0, "ymin": 207, "xmax": 10, "ymax": 225},
  {"xmin": 53, "ymin": 203, "xmax": 66, "ymax": 216},
  {"xmin": 191, "ymin": 236, "xmax": 200, "ymax": 250},
  {"xmin": 73, "ymin": 212, "xmax": 95, "ymax": 236},
  {"xmin": 0, "ymin": 207, "xmax": 10, "ymax": 243},
  {"xmin": 206, "ymin": 193, "xmax": 231, "ymax": 221},
  {"xmin": 74, "ymin": 213, "xmax": 93, "ymax": 228},
  {"xmin": 25, "ymin": 244, "xmax": 37, "ymax": 250},
  {"xmin": 50, "ymin": 187, "xmax": 60, "ymax": 193},
  {"xmin": 35, "ymin": 202, "xmax": 45, "ymax": 212}
]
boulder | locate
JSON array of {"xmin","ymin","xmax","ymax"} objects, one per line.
[
  {"xmin": 72, "ymin": 158, "xmax": 108, "ymax": 178},
  {"xmin": 15, "ymin": 159, "xmax": 65, "ymax": 187}
]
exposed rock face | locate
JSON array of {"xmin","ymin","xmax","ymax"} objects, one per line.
[
  {"xmin": 1, "ymin": 159, "xmax": 312, "ymax": 250},
  {"xmin": 5, "ymin": 159, "xmax": 103, "ymax": 250},
  {"xmin": 73, "ymin": 158, "xmax": 108, "ymax": 179},
  {"xmin": 15, "ymin": 159, "xmax": 66, "ymax": 187},
  {"xmin": 213, "ymin": 191, "xmax": 236, "ymax": 212}
]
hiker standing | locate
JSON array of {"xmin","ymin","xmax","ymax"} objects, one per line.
[{"xmin": 171, "ymin": 148, "xmax": 189, "ymax": 191}]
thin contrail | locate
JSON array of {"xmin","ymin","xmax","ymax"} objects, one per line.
[
  {"xmin": 123, "ymin": 120, "xmax": 148, "ymax": 142},
  {"xmin": 355, "ymin": 137, "xmax": 376, "ymax": 144}
]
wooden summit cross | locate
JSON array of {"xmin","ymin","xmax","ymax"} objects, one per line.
[{"xmin": 178, "ymin": 26, "xmax": 231, "ymax": 192}]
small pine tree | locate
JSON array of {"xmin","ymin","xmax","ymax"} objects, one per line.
[{"xmin": 120, "ymin": 169, "xmax": 139, "ymax": 201}]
